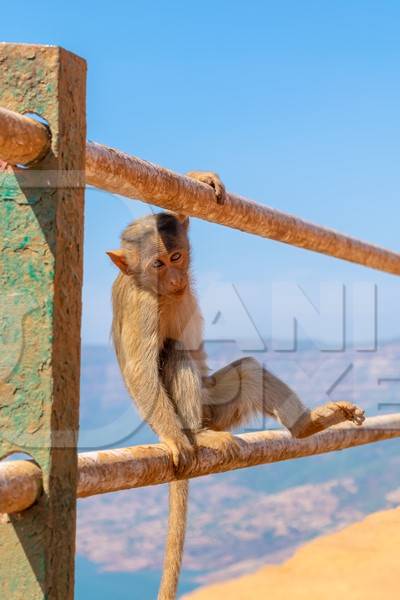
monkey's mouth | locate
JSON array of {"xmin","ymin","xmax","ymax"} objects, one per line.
[{"xmin": 172, "ymin": 285, "xmax": 187, "ymax": 296}]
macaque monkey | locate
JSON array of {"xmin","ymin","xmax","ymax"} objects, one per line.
[{"xmin": 107, "ymin": 171, "xmax": 365, "ymax": 600}]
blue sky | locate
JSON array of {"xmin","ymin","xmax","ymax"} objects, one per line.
[{"xmin": 2, "ymin": 0, "xmax": 400, "ymax": 345}]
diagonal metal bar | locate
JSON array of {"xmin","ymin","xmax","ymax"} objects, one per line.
[{"xmin": 1, "ymin": 107, "xmax": 400, "ymax": 276}]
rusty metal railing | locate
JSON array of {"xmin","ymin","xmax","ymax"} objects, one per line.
[
  {"xmin": 1, "ymin": 106, "xmax": 400, "ymax": 276},
  {"xmin": 1, "ymin": 414, "xmax": 400, "ymax": 515}
]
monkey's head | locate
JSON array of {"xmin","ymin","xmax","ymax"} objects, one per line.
[{"xmin": 107, "ymin": 212, "xmax": 191, "ymax": 297}]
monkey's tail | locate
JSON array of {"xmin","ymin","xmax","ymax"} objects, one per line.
[{"xmin": 158, "ymin": 479, "xmax": 189, "ymax": 600}]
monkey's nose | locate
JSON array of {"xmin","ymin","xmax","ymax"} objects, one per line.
[
  {"xmin": 170, "ymin": 277, "xmax": 187, "ymax": 294},
  {"xmin": 169, "ymin": 274, "xmax": 185, "ymax": 289}
]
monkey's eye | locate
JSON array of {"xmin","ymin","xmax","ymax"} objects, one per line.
[
  {"xmin": 170, "ymin": 252, "xmax": 182, "ymax": 262},
  {"xmin": 152, "ymin": 259, "xmax": 165, "ymax": 269}
]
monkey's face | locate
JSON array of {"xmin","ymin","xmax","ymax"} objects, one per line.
[
  {"xmin": 142, "ymin": 246, "xmax": 190, "ymax": 297},
  {"xmin": 107, "ymin": 212, "xmax": 191, "ymax": 297},
  {"xmin": 135, "ymin": 214, "xmax": 190, "ymax": 296}
]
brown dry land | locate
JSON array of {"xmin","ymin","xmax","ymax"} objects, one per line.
[{"xmin": 184, "ymin": 506, "xmax": 400, "ymax": 600}]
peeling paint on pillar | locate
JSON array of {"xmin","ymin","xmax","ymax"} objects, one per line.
[{"xmin": 0, "ymin": 44, "xmax": 86, "ymax": 599}]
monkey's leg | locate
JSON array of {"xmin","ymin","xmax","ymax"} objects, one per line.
[{"xmin": 203, "ymin": 357, "xmax": 365, "ymax": 437}]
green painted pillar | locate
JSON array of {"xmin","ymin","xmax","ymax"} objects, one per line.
[{"xmin": 0, "ymin": 44, "xmax": 86, "ymax": 599}]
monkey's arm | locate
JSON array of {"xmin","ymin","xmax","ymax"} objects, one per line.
[
  {"xmin": 186, "ymin": 171, "xmax": 226, "ymax": 204},
  {"xmin": 118, "ymin": 319, "xmax": 194, "ymax": 469},
  {"xmin": 161, "ymin": 340, "xmax": 243, "ymax": 459},
  {"xmin": 161, "ymin": 340, "xmax": 204, "ymax": 433}
]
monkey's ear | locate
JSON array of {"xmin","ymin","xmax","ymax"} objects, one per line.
[
  {"xmin": 175, "ymin": 213, "xmax": 190, "ymax": 230},
  {"xmin": 106, "ymin": 250, "xmax": 131, "ymax": 274}
]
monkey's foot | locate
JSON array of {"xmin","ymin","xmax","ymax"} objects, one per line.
[
  {"xmin": 291, "ymin": 402, "xmax": 365, "ymax": 439},
  {"xmin": 195, "ymin": 429, "xmax": 242, "ymax": 461},
  {"xmin": 161, "ymin": 434, "xmax": 196, "ymax": 474}
]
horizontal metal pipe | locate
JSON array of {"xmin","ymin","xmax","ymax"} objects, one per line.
[
  {"xmin": 0, "ymin": 107, "xmax": 51, "ymax": 165},
  {"xmin": 0, "ymin": 459, "xmax": 42, "ymax": 514},
  {"xmin": 1, "ymin": 106, "xmax": 400, "ymax": 275},
  {"xmin": 0, "ymin": 415, "xmax": 399, "ymax": 513}
]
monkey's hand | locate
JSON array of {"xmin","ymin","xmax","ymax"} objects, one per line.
[
  {"xmin": 186, "ymin": 171, "xmax": 226, "ymax": 205},
  {"xmin": 195, "ymin": 429, "xmax": 242, "ymax": 462},
  {"xmin": 161, "ymin": 433, "xmax": 196, "ymax": 474}
]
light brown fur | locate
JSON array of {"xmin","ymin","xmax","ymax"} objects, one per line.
[{"xmin": 108, "ymin": 172, "xmax": 365, "ymax": 600}]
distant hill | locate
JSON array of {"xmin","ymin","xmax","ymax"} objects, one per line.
[{"xmin": 183, "ymin": 507, "xmax": 400, "ymax": 599}]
